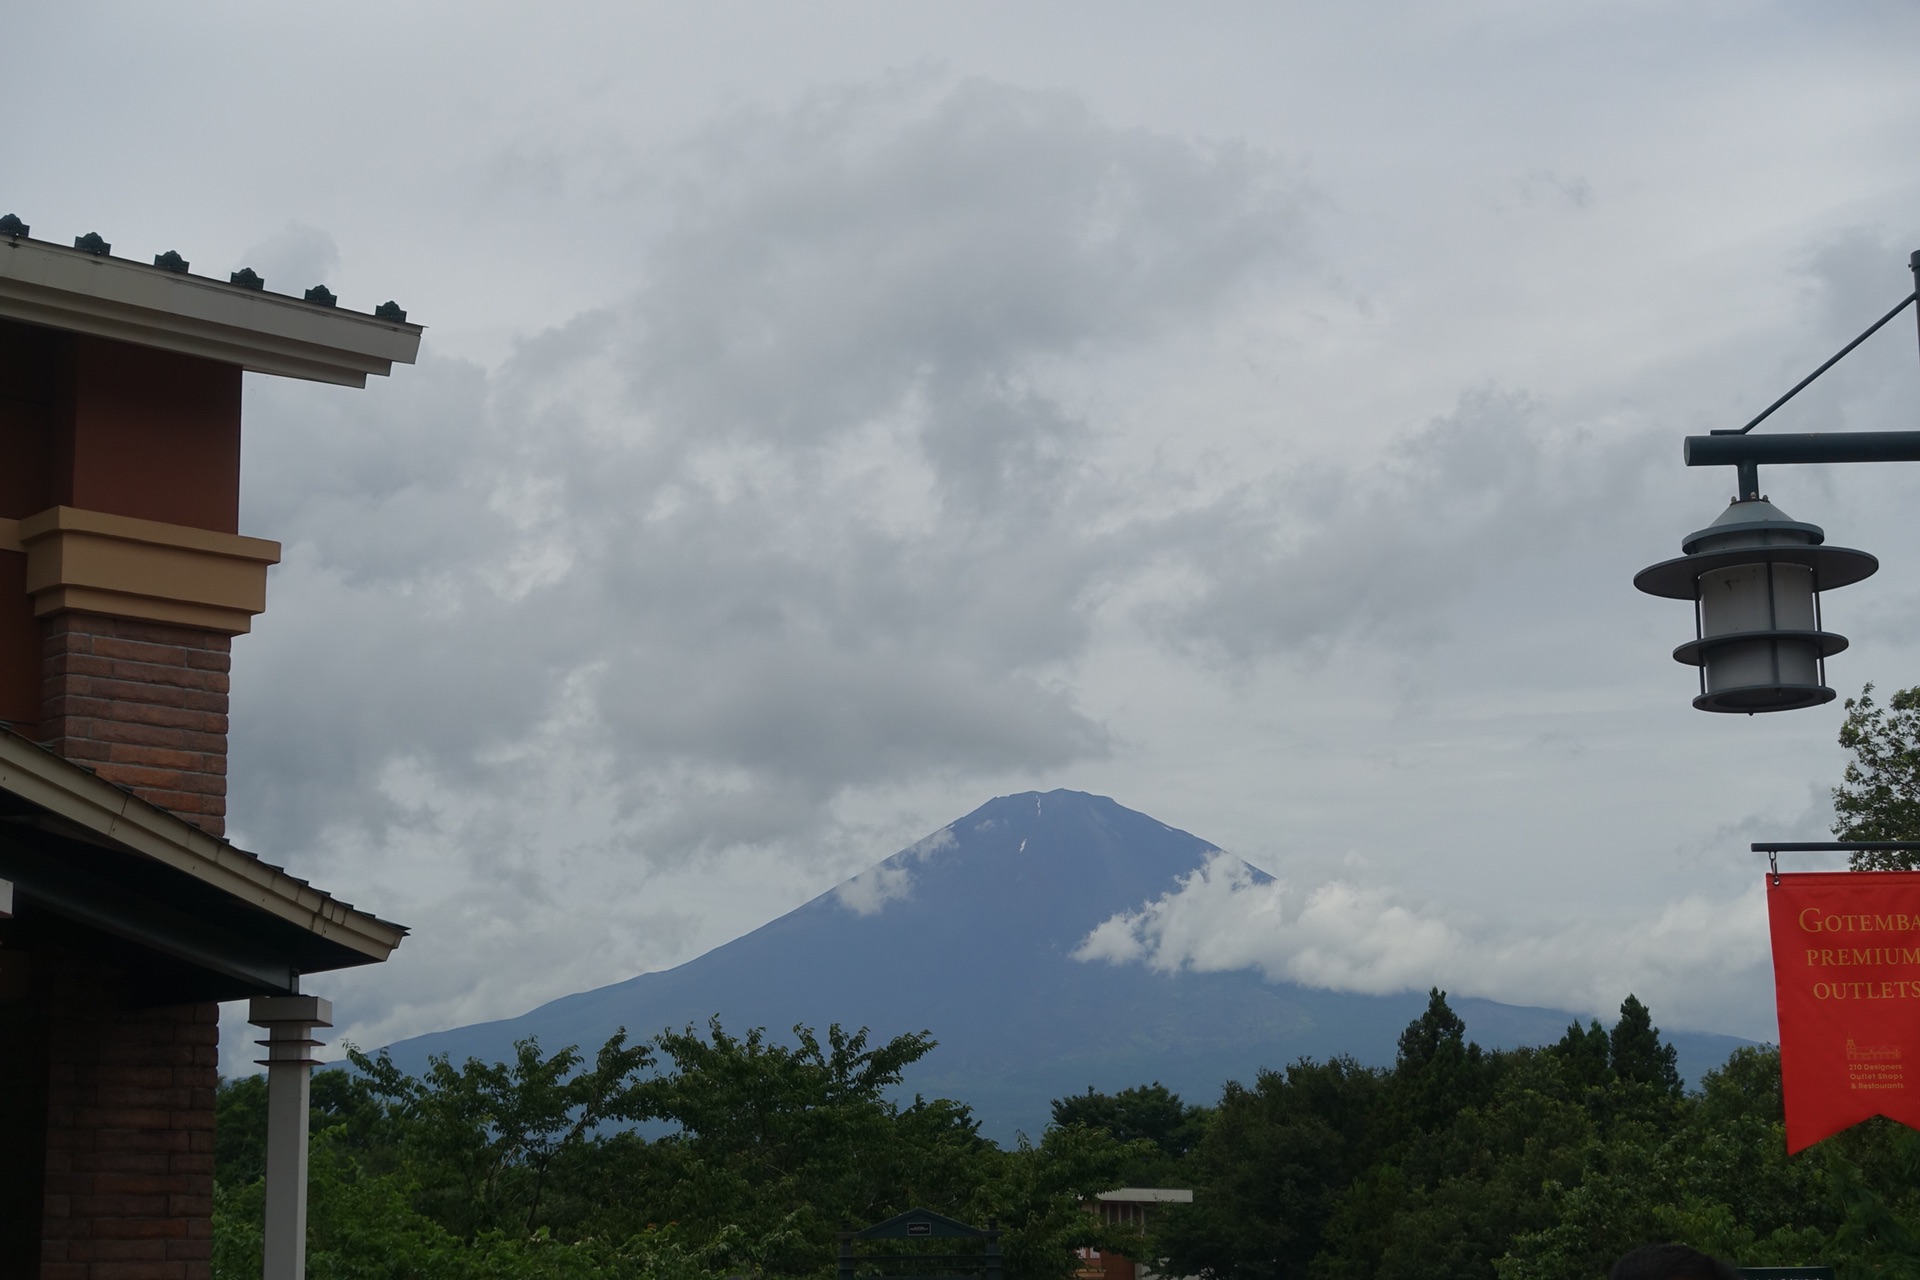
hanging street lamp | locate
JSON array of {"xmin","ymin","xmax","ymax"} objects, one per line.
[
  {"xmin": 1635, "ymin": 252, "xmax": 1920, "ymax": 713},
  {"xmin": 1634, "ymin": 497, "xmax": 1874, "ymax": 712}
]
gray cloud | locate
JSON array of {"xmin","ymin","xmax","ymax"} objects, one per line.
[
  {"xmin": 9, "ymin": 6, "xmax": 1899, "ymax": 1061},
  {"xmin": 215, "ymin": 64, "xmax": 1920, "ymax": 1052},
  {"xmin": 1145, "ymin": 387, "xmax": 1668, "ymax": 665},
  {"xmin": 229, "ymin": 75, "xmax": 1306, "ymax": 885},
  {"xmin": 240, "ymin": 223, "xmax": 341, "ymax": 298}
]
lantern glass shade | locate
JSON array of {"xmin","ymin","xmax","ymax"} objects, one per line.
[
  {"xmin": 1695, "ymin": 562, "xmax": 1824, "ymax": 706},
  {"xmin": 1633, "ymin": 497, "xmax": 1877, "ymax": 714}
]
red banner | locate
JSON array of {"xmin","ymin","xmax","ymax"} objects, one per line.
[{"xmin": 1768, "ymin": 871, "xmax": 1920, "ymax": 1152}]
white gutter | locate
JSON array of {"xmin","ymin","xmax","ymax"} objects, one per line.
[
  {"xmin": 0, "ymin": 231, "xmax": 422, "ymax": 387},
  {"xmin": 0, "ymin": 729, "xmax": 403, "ymax": 962}
]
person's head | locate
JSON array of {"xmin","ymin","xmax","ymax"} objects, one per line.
[{"xmin": 1608, "ymin": 1244, "xmax": 1742, "ymax": 1280}]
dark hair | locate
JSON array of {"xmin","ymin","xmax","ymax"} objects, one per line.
[{"xmin": 1608, "ymin": 1244, "xmax": 1742, "ymax": 1280}]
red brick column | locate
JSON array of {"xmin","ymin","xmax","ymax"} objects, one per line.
[
  {"xmin": 35, "ymin": 616, "xmax": 230, "ymax": 838},
  {"xmin": 38, "ymin": 957, "xmax": 217, "ymax": 1280}
]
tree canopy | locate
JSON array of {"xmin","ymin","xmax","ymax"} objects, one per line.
[
  {"xmin": 214, "ymin": 1018, "xmax": 1152, "ymax": 1280},
  {"xmin": 1833, "ymin": 683, "xmax": 1920, "ymax": 869},
  {"xmin": 213, "ymin": 995, "xmax": 1920, "ymax": 1280}
]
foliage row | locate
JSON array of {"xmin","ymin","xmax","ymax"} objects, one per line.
[
  {"xmin": 214, "ymin": 1019, "xmax": 1157, "ymax": 1280},
  {"xmin": 214, "ymin": 995, "xmax": 1920, "ymax": 1280}
]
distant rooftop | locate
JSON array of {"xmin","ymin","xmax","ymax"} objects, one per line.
[
  {"xmin": 0, "ymin": 214, "xmax": 422, "ymax": 387},
  {"xmin": 1096, "ymin": 1189, "xmax": 1194, "ymax": 1203}
]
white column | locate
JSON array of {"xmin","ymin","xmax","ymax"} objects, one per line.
[{"xmin": 249, "ymin": 994, "xmax": 332, "ymax": 1280}]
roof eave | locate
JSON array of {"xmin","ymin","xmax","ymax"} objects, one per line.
[
  {"xmin": 0, "ymin": 232, "xmax": 423, "ymax": 385},
  {"xmin": 0, "ymin": 728, "xmax": 405, "ymax": 964}
]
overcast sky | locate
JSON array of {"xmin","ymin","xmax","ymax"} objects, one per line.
[{"xmin": 9, "ymin": 2, "xmax": 1920, "ymax": 1065}]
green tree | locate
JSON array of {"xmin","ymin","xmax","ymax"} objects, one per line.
[
  {"xmin": 1344, "ymin": 998, "xmax": 1678, "ymax": 1280},
  {"xmin": 1607, "ymin": 996, "xmax": 1680, "ymax": 1097},
  {"xmin": 215, "ymin": 1065, "xmax": 385, "ymax": 1191},
  {"xmin": 348, "ymin": 1030, "xmax": 655, "ymax": 1239},
  {"xmin": 217, "ymin": 1020, "xmax": 1005, "ymax": 1278},
  {"xmin": 1051, "ymin": 1083, "xmax": 1206, "ymax": 1159},
  {"xmin": 1549, "ymin": 1019, "xmax": 1613, "ymax": 1091},
  {"xmin": 1049, "ymin": 1082, "xmax": 1207, "ymax": 1185},
  {"xmin": 1318, "ymin": 1048, "xmax": 1596, "ymax": 1280},
  {"xmin": 622, "ymin": 1018, "xmax": 985, "ymax": 1258},
  {"xmin": 215, "ymin": 998, "xmax": 1920, "ymax": 1280},
  {"xmin": 989, "ymin": 1122, "xmax": 1164, "ymax": 1280},
  {"xmin": 1393, "ymin": 989, "xmax": 1491, "ymax": 1132},
  {"xmin": 214, "ymin": 1072, "xmax": 270, "ymax": 1188},
  {"xmin": 1833, "ymin": 683, "xmax": 1920, "ymax": 869},
  {"xmin": 1155, "ymin": 1058, "xmax": 1390, "ymax": 1280},
  {"xmin": 215, "ymin": 1126, "xmax": 783, "ymax": 1280}
]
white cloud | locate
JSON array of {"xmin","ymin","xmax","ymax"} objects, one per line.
[
  {"xmin": 836, "ymin": 863, "xmax": 916, "ymax": 916},
  {"xmin": 1076, "ymin": 852, "xmax": 1774, "ymax": 1037},
  {"xmin": 832, "ymin": 824, "xmax": 955, "ymax": 915},
  {"xmin": 906, "ymin": 827, "xmax": 957, "ymax": 862}
]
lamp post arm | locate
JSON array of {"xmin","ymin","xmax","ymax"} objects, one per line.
[
  {"xmin": 1687, "ymin": 431, "xmax": 1920, "ymax": 468},
  {"xmin": 1685, "ymin": 430, "xmax": 1920, "ymax": 501},
  {"xmin": 1723, "ymin": 288, "xmax": 1919, "ymax": 438}
]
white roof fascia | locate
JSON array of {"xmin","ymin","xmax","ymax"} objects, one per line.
[
  {"xmin": 0, "ymin": 730, "xmax": 404, "ymax": 962},
  {"xmin": 0, "ymin": 233, "xmax": 422, "ymax": 387},
  {"xmin": 1095, "ymin": 1190, "xmax": 1195, "ymax": 1203}
]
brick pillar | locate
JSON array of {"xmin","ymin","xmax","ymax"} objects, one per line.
[
  {"xmin": 36, "ymin": 615, "xmax": 231, "ymax": 838},
  {"xmin": 38, "ymin": 952, "xmax": 217, "ymax": 1280}
]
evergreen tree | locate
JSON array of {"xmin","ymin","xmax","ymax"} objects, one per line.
[
  {"xmin": 1155, "ymin": 1058, "xmax": 1386, "ymax": 1280},
  {"xmin": 1607, "ymin": 995, "xmax": 1680, "ymax": 1095},
  {"xmin": 1550, "ymin": 1019, "xmax": 1613, "ymax": 1090},
  {"xmin": 1393, "ymin": 989, "xmax": 1489, "ymax": 1131},
  {"xmin": 1396, "ymin": 987, "xmax": 1468, "ymax": 1069}
]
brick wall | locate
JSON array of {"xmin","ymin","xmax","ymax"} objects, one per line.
[
  {"xmin": 37, "ymin": 953, "xmax": 217, "ymax": 1280},
  {"xmin": 36, "ymin": 615, "xmax": 231, "ymax": 838}
]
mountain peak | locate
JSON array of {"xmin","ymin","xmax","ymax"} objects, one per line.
[
  {"xmin": 825, "ymin": 790, "xmax": 1233, "ymax": 934},
  {"xmin": 379, "ymin": 791, "xmax": 1750, "ymax": 1140}
]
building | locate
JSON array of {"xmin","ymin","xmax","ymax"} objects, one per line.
[
  {"xmin": 1076, "ymin": 1188, "xmax": 1193, "ymax": 1280},
  {"xmin": 0, "ymin": 216, "xmax": 420, "ymax": 1279}
]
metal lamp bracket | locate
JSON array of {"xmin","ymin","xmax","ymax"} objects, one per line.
[
  {"xmin": 1685, "ymin": 251, "xmax": 1920, "ymax": 497},
  {"xmin": 1753, "ymin": 842, "xmax": 1920, "ymax": 886}
]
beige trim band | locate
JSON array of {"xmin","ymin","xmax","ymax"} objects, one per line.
[
  {"xmin": 18, "ymin": 506, "xmax": 282, "ymax": 635},
  {"xmin": 0, "ymin": 517, "xmax": 19, "ymax": 554}
]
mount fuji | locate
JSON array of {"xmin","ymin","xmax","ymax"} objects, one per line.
[{"xmin": 379, "ymin": 790, "xmax": 1750, "ymax": 1139}]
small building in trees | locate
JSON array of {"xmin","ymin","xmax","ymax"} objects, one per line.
[
  {"xmin": 1076, "ymin": 1188, "xmax": 1193, "ymax": 1280},
  {"xmin": 0, "ymin": 217, "xmax": 418, "ymax": 1279}
]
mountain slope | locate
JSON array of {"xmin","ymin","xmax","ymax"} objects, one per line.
[{"xmin": 381, "ymin": 790, "xmax": 1751, "ymax": 1138}]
